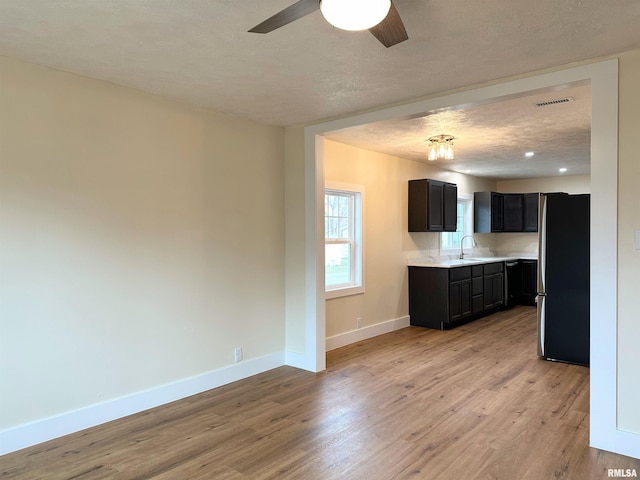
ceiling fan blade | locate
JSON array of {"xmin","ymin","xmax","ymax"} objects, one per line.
[
  {"xmin": 368, "ymin": 3, "xmax": 408, "ymax": 48},
  {"xmin": 248, "ymin": 0, "xmax": 320, "ymax": 34}
]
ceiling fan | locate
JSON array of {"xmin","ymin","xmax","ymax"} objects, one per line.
[{"xmin": 248, "ymin": 0, "xmax": 408, "ymax": 48}]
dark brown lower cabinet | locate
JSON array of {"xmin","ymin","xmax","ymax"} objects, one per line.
[
  {"xmin": 409, "ymin": 262, "xmax": 505, "ymax": 330},
  {"xmin": 520, "ymin": 260, "xmax": 538, "ymax": 305},
  {"xmin": 483, "ymin": 262, "xmax": 504, "ymax": 310},
  {"xmin": 449, "ymin": 279, "xmax": 472, "ymax": 322},
  {"xmin": 472, "ymin": 266, "xmax": 484, "ymax": 314}
]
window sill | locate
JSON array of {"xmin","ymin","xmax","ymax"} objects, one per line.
[{"xmin": 325, "ymin": 285, "xmax": 365, "ymax": 300}]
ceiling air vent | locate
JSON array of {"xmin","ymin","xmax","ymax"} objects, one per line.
[{"xmin": 535, "ymin": 96, "xmax": 575, "ymax": 107}]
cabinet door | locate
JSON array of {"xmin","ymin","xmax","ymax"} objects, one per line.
[
  {"xmin": 483, "ymin": 275, "xmax": 495, "ymax": 309},
  {"xmin": 449, "ymin": 279, "xmax": 471, "ymax": 322},
  {"xmin": 506, "ymin": 261, "xmax": 522, "ymax": 305},
  {"xmin": 483, "ymin": 273, "xmax": 504, "ymax": 309},
  {"xmin": 449, "ymin": 281, "xmax": 462, "ymax": 322},
  {"xmin": 503, "ymin": 194, "xmax": 524, "ymax": 232},
  {"xmin": 491, "ymin": 192, "xmax": 504, "ymax": 232},
  {"xmin": 493, "ymin": 273, "xmax": 504, "ymax": 306},
  {"xmin": 472, "ymin": 294, "xmax": 484, "ymax": 314},
  {"xmin": 523, "ymin": 193, "xmax": 539, "ymax": 232},
  {"xmin": 427, "ymin": 180, "xmax": 444, "ymax": 231},
  {"xmin": 520, "ymin": 260, "xmax": 538, "ymax": 304},
  {"xmin": 443, "ymin": 182, "xmax": 458, "ymax": 232},
  {"xmin": 460, "ymin": 280, "xmax": 472, "ymax": 318}
]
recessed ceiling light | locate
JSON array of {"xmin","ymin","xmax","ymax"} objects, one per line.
[
  {"xmin": 559, "ymin": 168, "xmax": 568, "ymax": 173},
  {"xmin": 525, "ymin": 152, "xmax": 535, "ymax": 157}
]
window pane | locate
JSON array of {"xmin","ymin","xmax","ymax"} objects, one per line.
[
  {"xmin": 441, "ymin": 198, "xmax": 471, "ymax": 251},
  {"xmin": 335, "ymin": 195, "xmax": 349, "ymax": 217},
  {"xmin": 326, "ymin": 217, "xmax": 339, "ymax": 238},
  {"xmin": 325, "ymin": 243, "xmax": 352, "ymax": 287},
  {"xmin": 325, "ymin": 194, "xmax": 339, "ymax": 216},
  {"xmin": 339, "ymin": 218, "xmax": 350, "ymax": 238},
  {"xmin": 325, "ymin": 187, "xmax": 362, "ymax": 294}
]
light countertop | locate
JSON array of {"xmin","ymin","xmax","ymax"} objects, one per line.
[{"xmin": 407, "ymin": 254, "xmax": 538, "ymax": 269}]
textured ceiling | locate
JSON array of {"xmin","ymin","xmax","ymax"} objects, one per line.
[
  {"xmin": 0, "ymin": 0, "xmax": 639, "ymax": 128},
  {"xmin": 325, "ymin": 83, "xmax": 592, "ymax": 179},
  {"xmin": 0, "ymin": 1, "xmax": 638, "ymax": 180}
]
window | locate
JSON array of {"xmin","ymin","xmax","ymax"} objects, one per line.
[
  {"xmin": 325, "ymin": 183, "xmax": 364, "ymax": 298},
  {"xmin": 441, "ymin": 193, "xmax": 473, "ymax": 252}
]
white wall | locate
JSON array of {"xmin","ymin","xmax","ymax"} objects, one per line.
[
  {"xmin": 0, "ymin": 56, "xmax": 285, "ymax": 432},
  {"xmin": 617, "ymin": 49, "xmax": 640, "ymax": 435},
  {"xmin": 324, "ymin": 140, "xmax": 495, "ymax": 339}
]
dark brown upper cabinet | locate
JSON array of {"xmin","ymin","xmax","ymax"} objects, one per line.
[
  {"xmin": 503, "ymin": 194, "xmax": 524, "ymax": 232},
  {"xmin": 443, "ymin": 182, "xmax": 458, "ymax": 231},
  {"xmin": 474, "ymin": 192, "xmax": 503, "ymax": 233},
  {"xmin": 408, "ymin": 179, "xmax": 458, "ymax": 232},
  {"xmin": 523, "ymin": 193, "xmax": 540, "ymax": 232},
  {"xmin": 475, "ymin": 191, "xmax": 540, "ymax": 233}
]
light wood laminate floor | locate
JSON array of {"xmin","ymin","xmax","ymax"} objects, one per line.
[{"xmin": 1, "ymin": 306, "xmax": 639, "ymax": 479}]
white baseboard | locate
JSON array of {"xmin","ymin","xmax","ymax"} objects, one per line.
[
  {"xmin": 285, "ymin": 350, "xmax": 310, "ymax": 370},
  {"xmin": 1, "ymin": 319, "xmax": 412, "ymax": 456},
  {"xmin": 0, "ymin": 351, "xmax": 285, "ymax": 456},
  {"xmin": 326, "ymin": 315, "xmax": 410, "ymax": 351}
]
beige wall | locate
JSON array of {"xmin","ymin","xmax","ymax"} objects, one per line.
[
  {"xmin": 617, "ymin": 49, "xmax": 640, "ymax": 434},
  {"xmin": 324, "ymin": 140, "xmax": 494, "ymax": 337},
  {"xmin": 284, "ymin": 126, "xmax": 306, "ymax": 354},
  {"xmin": 494, "ymin": 175, "xmax": 591, "ymax": 255},
  {"xmin": 0, "ymin": 56, "xmax": 285, "ymax": 429},
  {"xmin": 497, "ymin": 174, "xmax": 590, "ymax": 195}
]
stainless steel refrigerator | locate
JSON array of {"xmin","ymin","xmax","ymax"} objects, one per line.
[{"xmin": 537, "ymin": 193, "xmax": 590, "ymax": 366}]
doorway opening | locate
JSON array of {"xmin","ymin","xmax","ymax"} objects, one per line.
[{"xmin": 301, "ymin": 60, "xmax": 619, "ymax": 452}]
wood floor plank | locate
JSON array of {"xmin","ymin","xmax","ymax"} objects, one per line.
[{"xmin": 1, "ymin": 306, "xmax": 639, "ymax": 479}]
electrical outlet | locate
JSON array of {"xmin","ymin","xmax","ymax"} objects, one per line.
[
  {"xmin": 234, "ymin": 347, "xmax": 243, "ymax": 363},
  {"xmin": 357, "ymin": 317, "xmax": 362, "ymax": 329}
]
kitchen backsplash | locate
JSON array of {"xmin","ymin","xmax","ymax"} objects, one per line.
[
  {"xmin": 406, "ymin": 232, "xmax": 538, "ymax": 263},
  {"xmin": 495, "ymin": 232, "xmax": 539, "ymax": 255}
]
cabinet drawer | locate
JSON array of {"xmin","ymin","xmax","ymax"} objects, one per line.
[
  {"xmin": 449, "ymin": 266, "xmax": 471, "ymax": 282},
  {"xmin": 484, "ymin": 262, "xmax": 504, "ymax": 275},
  {"xmin": 472, "ymin": 277, "xmax": 484, "ymax": 294},
  {"xmin": 472, "ymin": 294, "xmax": 484, "ymax": 314},
  {"xmin": 472, "ymin": 265, "xmax": 483, "ymax": 278}
]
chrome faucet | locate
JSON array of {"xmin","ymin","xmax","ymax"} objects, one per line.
[{"xmin": 459, "ymin": 235, "xmax": 477, "ymax": 259}]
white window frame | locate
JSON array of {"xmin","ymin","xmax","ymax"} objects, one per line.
[
  {"xmin": 440, "ymin": 192, "xmax": 474, "ymax": 254},
  {"xmin": 324, "ymin": 181, "xmax": 364, "ymax": 299}
]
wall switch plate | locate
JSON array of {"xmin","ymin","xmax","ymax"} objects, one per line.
[
  {"xmin": 234, "ymin": 347, "xmax": 243, "ymax": 363},
  {"xmin": 635, "ymin": 230, "xmax": 640, "ymax": 250}
]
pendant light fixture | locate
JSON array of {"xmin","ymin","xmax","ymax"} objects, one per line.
[
  {"xmin": 427, "ymin": 135, "xmax": 455, "ymax": 161},
  {"xmin": 320, "ymin": 0, "xmax": 391, "ymax": 31}
]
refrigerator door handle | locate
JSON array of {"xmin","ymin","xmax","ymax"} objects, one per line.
[
  {"xmin": 537, "ymin": 293, "xmax": 546, "ymax": 357},
  {"xmin": 538, "ymin": 194, "xmax": 547, "ymax": 296}
]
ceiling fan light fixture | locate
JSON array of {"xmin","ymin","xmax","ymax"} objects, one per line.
[
  {"xmin": 320, "ymin": 0, "xmax": 391, "ymax": 31},
  {"xmin": 427, "ymin": 135, "xmax": 455, "ymax": 161}
]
